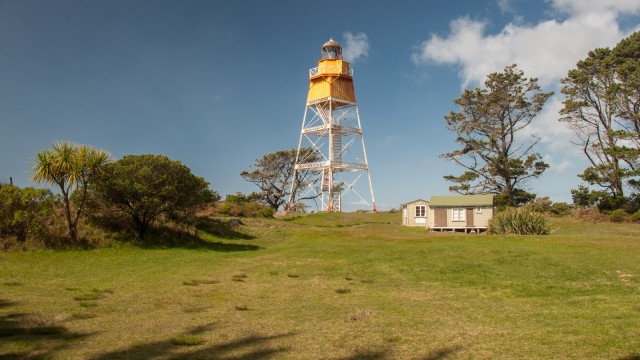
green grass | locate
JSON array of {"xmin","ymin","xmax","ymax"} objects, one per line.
[
  {"xmin": 0, "ymin": 212, "xmax": 639, "ymax": 359},
  {"xmin": 171, "ymin": 334, "xmax": 205, "ymax": 346}
]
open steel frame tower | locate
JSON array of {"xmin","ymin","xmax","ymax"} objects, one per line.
[{"xmin": 286, "ymin": 38, "xmax": 375, "ymax": 212}]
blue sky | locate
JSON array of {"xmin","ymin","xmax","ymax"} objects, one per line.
[{"xmin": 1, "ymin": 0, "xmax": 639, "ymax": 210}]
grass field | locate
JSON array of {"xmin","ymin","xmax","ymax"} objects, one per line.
[{"xmin": 1, "ymin": 212, "xmax": 639, "ymax": 359}]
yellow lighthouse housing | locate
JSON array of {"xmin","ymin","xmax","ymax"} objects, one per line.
[
  {"xmin": 288, "ymin": 38, "xmax": 376, "ymax": 213},
  {"xmin": 306, "ymin": 38, "xmax": 356, "ymax": 106}
]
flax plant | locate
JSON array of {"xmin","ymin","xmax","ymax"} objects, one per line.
[{"xmin": 488, "ymin": 208, "xmax": 550, "ymax": 235}]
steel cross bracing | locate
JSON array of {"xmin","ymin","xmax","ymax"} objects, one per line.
[{"xmin": 287, "ymin": 97, "xmax": 376, "ymax": 212}]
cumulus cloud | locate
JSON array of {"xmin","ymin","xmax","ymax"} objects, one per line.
[
  {"xmin": 342, "ymin": 32, "xmax": 369, "ymax": 63},
  {"xmin": 412, "ymin": 0, "xmax": 640, "ymax": 199},
  {"xmin": 552, "ymin": 0, "xmax": 640, "ymax": 15},
  {"xmin": 413, "ymin": 0, "xmax": 640, "ymax": 87}
]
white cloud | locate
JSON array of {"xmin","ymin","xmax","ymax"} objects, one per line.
[
  {"xmin": 412, "ymin": 0, "xmax": 640, "ymax": 200},
  {"xmin": 497, "ymin": 0, "xmax": 514, "ymax": 14},
  {"xmin": 412, "ymin": 11, "xmax": 631, "ymax": 87},
  {"xmin": 342, "ymin": 32, "xmax": 369, "ymax": 63},
  {"xmin": 520, "ymin": 96, "xmax": 576, "ymax": 153},
  {"xmin": 413, "ymin": 0, "xmax": 640, "ymax": 87},
  {"xmin": 552, "ymin": 0, "xmax": 640, "ymax": 16}
]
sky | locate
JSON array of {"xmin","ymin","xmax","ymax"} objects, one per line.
[{"xmin": 1, "ymin": 0, "xmax": 639, "ymax": 211}]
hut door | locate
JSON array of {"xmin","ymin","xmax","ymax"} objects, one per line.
[
  {"xmin": 466, "ymin": 208, "xmax": 474, "ymax": 227},
  {"xmin": 434, "ymin": 209, "xmax": 447, "ymax": 227}
]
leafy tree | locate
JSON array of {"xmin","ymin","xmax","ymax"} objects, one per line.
[
  {"xmin": 571, "ymin": 185, "xmax": 607, "ymax": 207},
  {"xmin": 530, "ymin": 196, "xmax": 553, "ymax": 212},
  {"xmin": 561, "ymin": 32, "xmax": 640, "ymax": 200},
  {"xmin": 611, "ymin": 32, "xmax": 640, "ymax": 191},
  {"xmin": 32, "ymin": 141, "xmax": 110, "ymax": 242},
  {"xmin": 560, "ymin": 48, "xmax": 626, "ymax": 197},
  {"xmin": 441, "ymin": 64, "xmax": 553, "ymax": 206},
  {"xmin": 87, "ymin": 154, "xmax": 218, "ymax": 239},
  {"xmin": 241, "ymin": 148, "xmax": 320, "ymax": 211},
  {"xmin": 0, "ymin": 185, "xmax": 55, "ymax": 242}
]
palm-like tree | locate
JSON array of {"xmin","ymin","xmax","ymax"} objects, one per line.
[{"xmin": 32, "ymin": 141, "xmax": 110, "ymax": 242}]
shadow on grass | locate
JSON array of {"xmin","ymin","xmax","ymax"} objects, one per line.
[
  {"xmin": 420, "ymin": 345, "xmax": 462, "ymax": 360},
  {"xmin": 0, "ymin": 299, "xmax": 20, "ymax": 309},
  {"xmin": 130, "ymin": 224, "xmax": 260, "ymax": 252},
  {"xmin": 91, "ymin": 323, "xmax": 294, "ymax": 360},
  {"xmin": 194, "ymin": 217, "xmax": 255, "ymax": 240},
  {"xmin": 338, "ymin": 350, "xmax": 388, "ymax": 359},
  {"xmin": 337, "ymin": 345, "xmax": 462, "ymax": 360},
  {"xmin": 0, "ymin": 304, "xmax": 94, "ymax": 359},
  {"xmin": 619, "ymin": 355, "xmax": 640, "ymax": 360}
]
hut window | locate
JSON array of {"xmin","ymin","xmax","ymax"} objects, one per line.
[
  {"xmin": 452, "ymin": 208, "xmax": 466, "ymax": 221},
  {"xmin": 415, "ymin": 205, "xmax": 426, "ymax": 217},
  {"xmin": 476, "ymin": 207, "xmax": 482, "ymax": 214}
]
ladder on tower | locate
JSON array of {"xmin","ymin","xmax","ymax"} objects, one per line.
[{"xmin": 332, "ymin": 133, "xmax": 342, "ymax": 164}]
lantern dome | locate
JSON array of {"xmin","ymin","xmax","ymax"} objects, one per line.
[{"xmin": 321, "ymin": 38, "xmax": 342, "ymax": 60}]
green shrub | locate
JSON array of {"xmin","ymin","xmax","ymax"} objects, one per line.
[
  {"xmin": 549, "ymin": 202, "xmax": 572, "ymax": 216},
  {"xmin": 216, "ymin": 201, "xmax": 274, "ymax": 218},
  {"xmin": 609, "ymin": 209, "xmax": 627, "ymax": 223},
  {"xmin": 0, "ymin": 185, "xmax": 56, "ymax": 244},
  {"xmin": 630, "ymin": 209, "xmax": 640, "ymax": 223},
  {"xmin": 530, "ymin": 196, "xmax": 552, "ymax": 212},
  {"xmin": 572, "ymin": 208, "xmax": 609, "ymax": 223},
  {"xmin": 488, "ymin": 208, "xmax": 550, "ymax": 235},
  {"xmin": 597, "ymin": 195, "xmax": 626, "ymax": 212}
]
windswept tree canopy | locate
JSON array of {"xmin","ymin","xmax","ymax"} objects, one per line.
[
  {"xmin": 241, "ymin": 148, "xmax": 319, "ymax": 211},
  {"xmin": 441, "ymin": 64, "xmax": 553, "ymax": 206},
  {"xmin": 561, "ymin": 31, "xmax": 640, "ymax": 198}
]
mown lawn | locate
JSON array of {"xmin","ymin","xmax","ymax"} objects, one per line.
[{"xmin": 1, "ymin": 213, "xmax": 639, "ymax": 359}]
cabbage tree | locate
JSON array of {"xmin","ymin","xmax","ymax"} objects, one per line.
[{"xmin": 32, "ymin": 141, "xmax": 110, "ymax": 242}]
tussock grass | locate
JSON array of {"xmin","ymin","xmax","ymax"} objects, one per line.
[
  {"xmin": 183, "ymin": 279, "xmax": 220, "ymax": 286},
  {"xmin": 73, "ymin": 288, "xmax": 113, "ymax": 301},
  {"xmin": 73, "ymin": 294, "xmax": 106, "ymax": 301},
  {"xmin": 231, "ymin": 274, "xmax": 248, "ymax": 282}
]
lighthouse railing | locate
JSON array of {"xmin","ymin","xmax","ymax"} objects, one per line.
[{"xmin": 309, "ymin": 65, "xmax": 353, "ymax": 77}]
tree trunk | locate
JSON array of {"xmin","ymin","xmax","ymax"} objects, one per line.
[
  {"xmin": 61, "ymin": 190, "xmax": 77, "ymax": 243},
  {"xmin": 134, "ymin": 216, "xmax": 147, "ymax": 240}
]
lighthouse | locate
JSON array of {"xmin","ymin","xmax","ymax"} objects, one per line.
[{"xmin": 287, "ymin": 38, "xmax": 375, "ymax": 212}]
